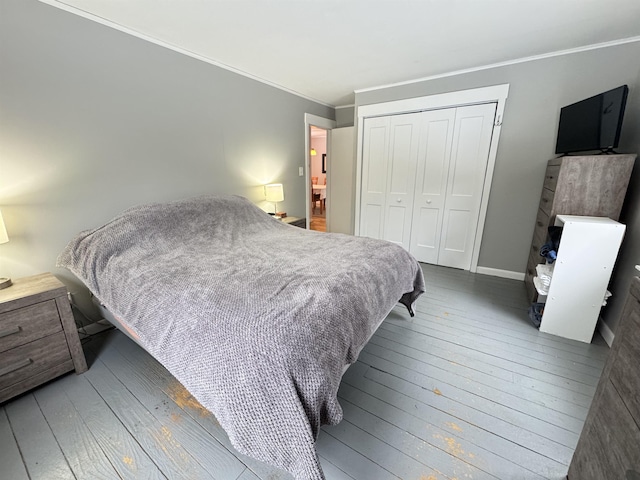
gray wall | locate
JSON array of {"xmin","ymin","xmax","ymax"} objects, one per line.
[
  {"xmin": 0, "ymin": 0, "xmax": 332, "ymax": 319},
  {"xmin": 335, "ymin": 106, "xmax": 355, "ymax": 128},
  {"xmin": 355, "ymin": 42, "xmax": 640, "ymax": 335}
]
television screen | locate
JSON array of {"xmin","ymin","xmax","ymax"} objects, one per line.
[{"xmin": 555, "ymin": 85, "xmax": 628, "ymax": 154}]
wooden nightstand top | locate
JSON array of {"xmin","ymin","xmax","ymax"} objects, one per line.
[{"xmin": 0, "ymin": 273, "xmax": 67, "ymax": 314}]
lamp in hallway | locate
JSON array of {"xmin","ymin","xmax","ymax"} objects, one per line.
[
  {"xmin": 0, "ymin": 210, "xmax": 11, "ymax": 290},
  {"xmin": 265, "ymin": 183, "xmax": 285, "ymax": 217}
]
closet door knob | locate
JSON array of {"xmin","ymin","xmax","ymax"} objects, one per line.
[
  {"xmin": 426, "ymin": 199, "xmax": 432, "ymax": 204},
  {"xmin": 396, "ymin": 198, "xmax": 402, "ymax": 203}
]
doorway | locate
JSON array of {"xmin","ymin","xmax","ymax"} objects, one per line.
[
  {"xmin": 310, "ymin": 126, "xmax": 327, "ymax": 232},
  {"xmin": 304, "ymin": 113, "xmax": 336, "ymax": 231}
]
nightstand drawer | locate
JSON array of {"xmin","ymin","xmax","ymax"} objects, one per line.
[
  {"xmin": 0, "ymin": 331, "xmax": 71, "ymax": 392},
  {"xmin": 0, "ymin": 300, "xmax": 63, "ymax": 353}
]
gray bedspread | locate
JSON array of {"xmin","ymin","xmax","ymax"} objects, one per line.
[{"xmin": 57, "ymin": 194, "xmax": 425, "ymax": 479}]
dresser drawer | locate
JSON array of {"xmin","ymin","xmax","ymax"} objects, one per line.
[
  {"xmin": 0, "ymin": 300, "xmax": 62, "ymax": 353},
  {"xmin": 0, "ymin": 331, "xmax": 71, "ymax": 391},
  {"xmin": 538, "ymin": 187, "xmax": 555, "ymax": 216},
  {"xmin": 543, "ymin": 165, "xmax": 561, "ymax": 192}
]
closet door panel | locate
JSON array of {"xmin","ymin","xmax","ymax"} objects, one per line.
[
  {"xmin": 439, "ymin": 103, "xmax": 496, "ymax": 269},
  {"xmin": 359, "ymin": 117, "xmax": 390, "ymax": 239},
  {"xmin": 409, "ymin": 109, "xmax": 455, "ymax": 263},
  {"xmin": 382, "ymin": 113, "xmax": 421, "ymax": 248}
]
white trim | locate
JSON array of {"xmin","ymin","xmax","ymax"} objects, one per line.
[
  {"xmin": 597, "ymin": 318, "xmax": 615, "ymax": 347},
  {"xmin": 335, "ymin": 104, "xmax": 355, "ymax": 109},
  {"xmin": 355, "ymin": 84, "xmax": 509, "ymax": 273},
  {"xmin": 355, "ymin": 36, "xmax": 640, "ymax": 96},
  {"xmin": 39, "ymin": 0, "xmax": 333, "ymax": 108},
  {"xmin": 357, "ymin": 84, "xmax": 510, "ymax": 118},
  {"xmin": 475, "ymin": 267, "xmax": 525, "ymax": 281},
  {"xmin": 304, "ymin": 114, "xmax": 336, "ymax": 229}
]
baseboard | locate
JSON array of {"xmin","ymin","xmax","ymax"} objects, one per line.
[
  {"xmin": 475, "ymin": 266, "xmax": 525, "ymax": 281},
  {"xmin": 597, "ymin": 318, "xmax": 615, "ymax": 347}
]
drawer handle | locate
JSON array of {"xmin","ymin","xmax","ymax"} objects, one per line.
[
  {"xmin": 0, "ymin": 358, "xmax": 32, "ymax": 377},
  {"xmin": 0, "ymin": 325, "xmax": 21, "ymax": 339}
]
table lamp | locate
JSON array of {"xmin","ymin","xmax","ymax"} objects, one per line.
[
  {"xmin": 0, "ymin": 210, "xmax": 11, "ymax": 290},
  {"xmin": 265, "ymin": 183, "xmax": 284, "ymax": 217}
]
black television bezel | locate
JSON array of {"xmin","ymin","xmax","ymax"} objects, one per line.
[{"xmin": 554, "ymin": 85, "xmax": 629, "ymax": 155}]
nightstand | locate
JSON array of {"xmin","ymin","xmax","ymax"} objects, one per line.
[
  {"xmin": 0, "ymin": 273, "xmax": 88, "ymax": 403},
  {"xmin": 280, "ymin": 216, "xmax": 306, "ymax": 229}
]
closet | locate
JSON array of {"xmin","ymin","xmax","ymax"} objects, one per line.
[{"xmin": 359, "ymin": 103, "xmax": 496, "ymax": 269}]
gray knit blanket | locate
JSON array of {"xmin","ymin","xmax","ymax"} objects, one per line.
[{"xmin": 57, "ymin": 195, "xmax": 425, "ymax": 479}]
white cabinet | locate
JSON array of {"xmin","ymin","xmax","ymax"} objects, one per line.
[{"xmin": 537, "ymin": 215, "xmax": 625, "ymax": 343}]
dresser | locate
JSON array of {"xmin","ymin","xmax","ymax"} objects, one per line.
[
  {"xmin": 0, "ymin": 273, "xmax": 87, "ymax": 403},
  {"xmin": 524, "ymin": 154, "xmax": 636, "ymax": 302},
  {"xmin": 567, "ymin": 276, "xmax": 640, "ymax": 478},
  {"xmin": 280, "ymin": 216, "xmax": 306, "ymax": 228}
]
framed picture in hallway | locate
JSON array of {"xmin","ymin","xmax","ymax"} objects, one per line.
[{"xmin": 322, "ymin": 153, "xmax": 326, "ymax": 173}]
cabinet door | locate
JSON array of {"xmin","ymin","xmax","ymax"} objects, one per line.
[
  {"xmin": 359, "ymin": 116, "xmax": 390, "ymax": 240},
  {"xmin": 409, "ymin": 108, "xmax": 456, "ymax": 264},
  {"xmin": 382, "ymin": 113, "xmax": 421, "ymax": 249},
  {"xmin": 438, "ymin": 103, "xmax": 496, "ymax": 269}
]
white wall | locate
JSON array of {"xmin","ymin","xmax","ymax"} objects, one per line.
[{"xmin": 0, "ymin": 0, "xmax": 333, "ymax": 320}]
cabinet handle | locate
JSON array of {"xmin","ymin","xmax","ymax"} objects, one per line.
[
  {"xmin": 0, "ymin": 358, "xmax": 32, "ymax": 377},
  {"xmin": 0, "ymin": 325, "xmax": 21, "ymax": 339},
  {"xmin": 396, "ymin": 198, "xmax": 402, "ymax": 203},
  {"xmin": 426, "ymin": 199, "xmax": 432, "ymax": 204}
]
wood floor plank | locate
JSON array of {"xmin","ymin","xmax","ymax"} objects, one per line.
[
  {"xmin": 316, "ymin": 431, "xmax": 401, "ymax": 480},
  {"xmin": 405, "ymin": 301, "xmax": 609, "ymax": 361},
  {"xmin": 323, "ymin": 418, "xmax": 454, "ymax": 480},
  {"xmin": 33, "ymin": 380, "xmax": 121, "ymax": 479},
  {"xmin": 337, "ymin": 398, "xmax": 500, "ymax": 480},
  {"xmin": 359, "ymin": 355, "xmax": 580, "ymax": 449},
  {"xmin": 85, "ymin": 358, "xmax": 218, "ymax": 479},
  {"xmin": 106, "ymin": 331, "xmax": 294, "ymax": 480},
  {"xmin": 92, "ymin": 335, "xmax": 247, "ymax": 479},
  {"xmin": 58, "ymin": 370, "xmax": 166, "ymax": 479},
  {"xmin": 338, "ymin": 381, "xmax": 564, "ymax": 479},
  {"xmin": 405, "ymin": 308, "xmax": 606, "ymax": 370},
  {"xmin": 380, "ymin": 318, "xmax": 602, "ymax": 386},
  {"xmin": 377, "ymin": 315, "xmax": 599, "ymax": 397},
  {"xmin": 340, "ymin": 365, "xmax": 574, "ymax": 470},
  {"xmin": 364, "ymin": 338, "xmax": 592, "ymax": 417},
  {"xmin": 0, "ymin": 407, "xmax": 29, "ymax": 480},
  {"xmin": 236, "ymin": 468, "xmax": 262, "ymax": 480},
  {"xmin": 4, "ymin": 393, "xmax": 75, "ymax": 480}
]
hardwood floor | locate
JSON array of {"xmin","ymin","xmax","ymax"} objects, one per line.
[
  {"xmin": 1, "ymin": 264, "xmax": 609, "ymax": 479},
  {"xmin": 310, "ymin": 212, "xmax": 326, "ymax": 232}
]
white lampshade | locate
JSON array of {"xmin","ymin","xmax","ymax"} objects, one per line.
[
  {"xmin": 0, "ymin": 210, "xmax": 8, "ymax": 245},
  {"xmin": 265, "ymin": 184, "xmax": 284, "ymax": 203}
]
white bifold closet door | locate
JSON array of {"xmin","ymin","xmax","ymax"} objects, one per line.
[{"xmin": 359, "ymin": 103, "xmax": 496, "ymax": 270}]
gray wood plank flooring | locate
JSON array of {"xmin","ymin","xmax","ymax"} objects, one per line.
[{"xmin": 0, "ymin": 264, "xmax": 609, "ymax": 479}]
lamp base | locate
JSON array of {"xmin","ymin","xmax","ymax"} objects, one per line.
[{"xmin": 0, "ymin": 277, "xmax": 12, "ymax": 290}]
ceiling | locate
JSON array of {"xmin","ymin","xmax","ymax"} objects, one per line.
[{"xmin": 42, "ymin": 0, "xmax": 640, "ymax": 107}]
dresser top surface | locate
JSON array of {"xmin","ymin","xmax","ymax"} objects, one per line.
[{"xmin": 0, "ymin": 273, "xmax": 65, "ymax": 307}]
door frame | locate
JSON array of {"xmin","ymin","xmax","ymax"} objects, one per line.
[
  {"xmin": 304, "ymin": 113, "xmax": 336, "ymax": 229},
  {"xmin": 354, "ymin": 84, "xmax": 509, "ymax": 272}
]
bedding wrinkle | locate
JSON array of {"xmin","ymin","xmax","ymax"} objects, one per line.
[{"xmin": 57, "ymin": 194, "xmax": 424, "ymax": 480}]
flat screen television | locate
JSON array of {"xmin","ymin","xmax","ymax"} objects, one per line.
[{"xmin": 555, "ymin": 85, "xmax": 628, "ymax": 154}]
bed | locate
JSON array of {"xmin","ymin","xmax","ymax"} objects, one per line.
[{"xmin": 57, "ymin": 194, "xmax": 425, "ymax": 479}]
